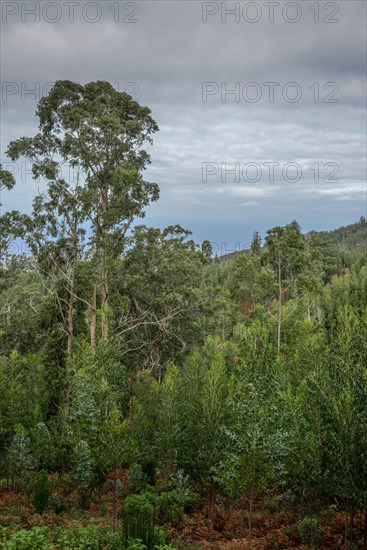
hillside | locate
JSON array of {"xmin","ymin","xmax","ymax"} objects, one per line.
[
  {"xmin": 328, "ymin": 216, "xmax": 367, "ymax": 249},
  {"xmin": 219, "ymin": 217, "xmax": 367, "ymax": 264}
]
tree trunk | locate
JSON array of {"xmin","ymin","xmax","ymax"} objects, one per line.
[
  {"xmin": 90, "ymin": 282, "xmax": 97, "ymax": 355},
  {"xmin": 101, "ymin": 266, "xmax": 109, "ymax": 342},
  {"xmin": 67, "ymin": 288, "xmax": 74, "ymax": 357},
  {"xmin": 277, "ymin": 255, "xmax": 282, "ymax": 361},
  {"xmin": 65, "ymin": 220, "xmax": 78, "ymax": 405},
  {"xmin": 100, "ymin": 186, "xmax": 109, "ymax": 342},
  {"xmin": 64, "ymin": 274, "xmax": 75, "ymax": 407}
]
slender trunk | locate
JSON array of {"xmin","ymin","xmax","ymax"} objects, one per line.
[
  {"xmin": 101, "ymin": 186, "xmax": 109, "ymax": 342},
  {"xmin": 66, "ymin": 223, "xmax": 77, "ymax": 358},
  {"xmin": 363, "ymin": 509, "xmax": 367, "ymax": 549},
  {"xmin": 90, "ymin": 282, "xmax": 97, "ymax": 355},
  {"xmin": 101, "ymin": 266, "xmax": 109, "ymax": 342},
  {"xmin": 277, "ymin": 255, "xmax": 282, "ymax": 360},
  {"xmin": 66, "ymin": 294, "xmax": 74, "ymax": 357},
  {"xmin": 66, "ymin": 263, "xmax": 75, "ymax": 362},
  {"xmin": 64, "ymin": 221, "xmax": 78, "ymax": 418},
  {"xmin": 65, "ymin": 295, "xmax": 73, "ymax": 406}
]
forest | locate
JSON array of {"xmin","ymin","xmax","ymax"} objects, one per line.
[{"xmin": 0, "ymin": 81, "xmax": 367, "ymax": 549}]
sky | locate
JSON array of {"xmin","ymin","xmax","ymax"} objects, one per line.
[{"xmin": 1, "ymin": 0, "xmax": 366, "ymax": 252}]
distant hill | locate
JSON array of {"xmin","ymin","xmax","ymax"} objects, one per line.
[
  {"xmin": 328, "ymin": 217, "xmax": 367, "ymax": 250},
  {"xmin": 217, "ymin": 217, "xmax": 367, "ymax": 262}
]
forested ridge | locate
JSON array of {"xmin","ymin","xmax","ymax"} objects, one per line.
[{"xmin": 0, "ymin": 81, "xmax": 366, "ymax": 549}]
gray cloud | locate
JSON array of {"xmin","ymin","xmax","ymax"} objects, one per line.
[{"xmin": 1, "ymin": 0, "xmax": 366, "ymax": 243}]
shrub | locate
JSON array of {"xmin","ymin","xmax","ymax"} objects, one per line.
[
  {"xmin": 264, "ymin": 495, "xmax": 281, "ymax": 515},
  {"xmin": 54, "ymin": 526, "xmax": 105, "ymax": 549},
  {"xmin": 71, "ymin": 440, "xmax": 93, "ymax": 508},
  {"xmin": 31, "ymin": 422, "xmax": 54, "ymax": 469},
  {"xmin": 71, "ymin": 440, "xmax": 93, "ymax": 489},
  {"xmin": 124, "ymin": 491, "xmax": 158, "ymax": 519},
  {"xmin": 7, "ymin": 427, "xmax": 36, "ymax": 490},
  {"xmin": 33, "ymin": 469, "xmax": 50, "ymax": 514},
  {"xmin": 130, "ymin": 464, "xmax": 150, "ymax": 493},
  {"xmin": 126, "ymin": 540, "xmax": 147, "ymax": 550},
  {"xmin": 49, "ymin": 492, "xmax": 65, "ymax": 514},
  {"xmin": 160, "ymin": 489, "xmax": 200, "ymax": 525},
  {"xmin": 281, "ymin": 489, "xmax": 296, "ymax": 510},
  {"xmin": 3, "ymin": 527, "xmax": 52, "ymax": 549},
  {"xmin": 122, "ymin": 491, "xmax": 157, "ymax": 548},
  {"xmin": 298, "ymin": 517, "xmax": 324, "ymax": 544}
]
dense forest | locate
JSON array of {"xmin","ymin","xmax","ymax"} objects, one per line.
[{"xmin": 0, "ymin": 81, "xmax": 366, "ymax": 549}]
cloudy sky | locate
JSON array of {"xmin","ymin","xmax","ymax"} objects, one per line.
[{"xmin": 1, "ymin": 0, "xmax": 366, "ymax": 251}]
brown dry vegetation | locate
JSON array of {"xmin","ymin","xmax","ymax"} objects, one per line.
[{"xmin": 1, "ymin": 472, "xmax": 366, "ymax": 549}]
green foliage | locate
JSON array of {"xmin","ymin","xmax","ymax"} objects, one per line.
[
  {"xmin": 175, "ymin": 339, "xmax": 230, "ymax": 485},
  {"xmin": 53, "ymin": 525, "xmax": 113, "ymax": 549},
  {"xmin": 160, "ymin": 489, "xmax": 200, "ymax": 526},
  {"xmin": 265, "ymin": 220, "xmax": 307, "ymax": 282},
  {"xmin": 122, "ymin": 490, "xmax": 159, "ymax": 547},
  {"xmin": 201, "ymin": 240, "xmax": 213, "ymax": 262},
  {"xmin": 31, "ymin": 422, "xmax": 54, "ymax": 469},
  {"xmin": 0, "ymin": 352, "xmax": 49, "ymax": 448},
  {"xmin": 0, "ymin": 525, "xmax": 130, "ymax": 550},
  {"xmin": 33, "ymin": 469, "xmax": 50, "ymax": 514},
  {"xmin": 7, "ymin": 426, "xmax": 36, "ymax": 488},
  {"xmin": 71, "ymin": 440, "xmax": 93, "ymax": 508},
  {"xmin": 49, "ymin": 492, "xmax": 65, "ymax": 515},
  {"xmin": 264, "ymin": 495, "xmax": 281, "ymax": 515},
  {"xmin": 298, "ymin": 517, "xmax": 324, "ymax": 544},
  {"xmin": 124, "ymin": 490, "xmax": 158, "ymax": 520},
  {"xmin": 123, "ymin": 484, "xmax": 200, "ymax": 535},
  {"xmin": 72, "ymin": 439, "xmax": 93, "ymax": 489},
  {"xmin": 2, "ymin": 80, "xmax": 367, "ymax": 548},
  {"xmin": 0, "ymin": 165, "xmax": 15, "ymax": 192},
  {"xmin": 1, "ymin": 527, "xmax": 52, "ymax": 549},
  {"xmin": 0, "ymin": 525, "xmax": 142, "ymax": 550},
  {"xmin": 228, "ymin": 254, "xmax": 276, "ymax": 308}
]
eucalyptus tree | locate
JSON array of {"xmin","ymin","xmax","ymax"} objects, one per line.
[
  {"xmin": 264, "ymin": 221, "xmax": 308, "ymax": 359},
  {"xmin": 250, "ymin": 231, "xmax": 262, "ymax": 256},
  {"xmin": 306, "ymin": 305, "xmax": 367, "ymax": 545},
  {"xmin": 175, "ymin": 338, "xmax": 230, "ymax": 489},
  {"xmin": 307, "ymin": 230, "xmax": 338, "ymax": 281},
  {"xmin": 228, "ymin": 254, "xmax": 276, "ymax": 313},
  {"xmin": 7, "ymin": 80, "xmax": 159, "ymax": 346},
  {"xmin": 215, "ymin": 367, "xmax": 276, "ymax": 549},
  {"xmin": 0, "ymin": 165, "xmax": 16, "ymax": 265},
  {"xmin": 120, "ymin": 225, "xmax": 205, "ymax": 375},
  {"xmin": 201, "ymin": 240, "xmax": 213, "ymax": 263},
  {"xmin": 0, "ymin": 165, "xmax": 15, "ymax": 194}
]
